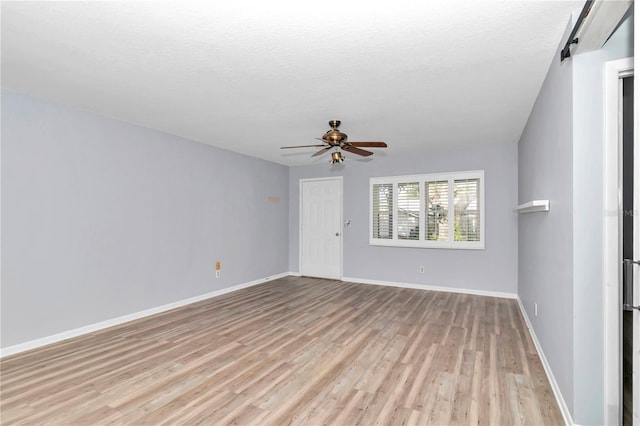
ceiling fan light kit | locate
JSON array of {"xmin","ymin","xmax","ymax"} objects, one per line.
[
  {"xmin": 330, "ymin": 151, "xmax": 344, "ymax": 164},
  {"xmin": 281, "ymin": 120, "xmax": 387, "ymax": 164}
]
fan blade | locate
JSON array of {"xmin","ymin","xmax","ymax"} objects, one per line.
[
  {"xmin": 347, "ymin": 142, "xmax": 387, "ymax": 147},
  {"xmin": 311, "ymin": 146, "xmax": 332, "ymax": 157},
  {"xmin": 280, "ymin": 144, "xmax": 326, "ymax": 149},
  {"xmin": 342, "ymin": 145, "xmax": 373, "ymax": 156}
]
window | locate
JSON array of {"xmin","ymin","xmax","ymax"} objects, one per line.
[{"xmin": 370, "ymin": 170, "xmax": 484, "ymax": 249}]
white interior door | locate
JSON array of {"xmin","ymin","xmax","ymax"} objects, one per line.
[
  {"xmin": 621, "ymin": 74, "xmax": 639, "ymax": 426},
  {"xmin": 604, "ymin": 59, "xmax": 635, "ymax": 425},
  {"xmin": 632, "ymin": 80, "xmax": 640, "ymax": 426},
  {"xmin": 634, "ymin": 16, "xmax": 640, "ymax": 424},
  {"xmin": 300, "ymin": 178, "xmax": 342, "ymax": 279}
]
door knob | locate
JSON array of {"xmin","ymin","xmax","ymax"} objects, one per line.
[{"xmin": 336, "ymin": 232, "xmax": 340, "ymax": 236}]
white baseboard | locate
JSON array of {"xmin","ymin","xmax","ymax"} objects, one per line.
[
  {"xmin": 516, "ymin": 297, "xmax": 573, "ymax": 426},
  {"xmin": 341, "ymin": 276, "xmax": 517, "ymax": 299},
  {"xmin": 0, "ymin": 272, "xmax": 291, "ymax": 358}
]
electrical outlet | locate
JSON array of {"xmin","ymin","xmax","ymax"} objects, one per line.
[
  {"xmin": 419, "ymin": 266, "xmax": 425, "ymax": 273},
  {"xmin": 216, "ymin": 270, "xmax": 221, "ymax": 278},
  {"xmin": 534, "ymin": 302, "xmax": 538, "ymax": 317}
]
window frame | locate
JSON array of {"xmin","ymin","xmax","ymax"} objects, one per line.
[{"xmin": 369, "ymin": 170, "xmax": 485, "ymax": 250}]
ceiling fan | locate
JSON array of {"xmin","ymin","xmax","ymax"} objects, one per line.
[{"xmin": 281, "ymin": 120, "xmax": 388, "ymax": 163}]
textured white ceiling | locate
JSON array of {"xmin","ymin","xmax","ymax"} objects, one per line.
[{"xmin": 1, "ymin": 1, "xmax": 581, "ymax": 166}]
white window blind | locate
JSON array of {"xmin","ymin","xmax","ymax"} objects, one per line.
[
  {"xmin": 370, "ymin": 171, "xmax": 484, "ymax": 249},
  {"xmin": 454, "ymin": 178, "xmax": 480, "ymax": 242},
  {"xmin": 397, "ymin": 182, "xmax": 420, "ymax": 240},
  {"xmin": 426, "ymin": 180, "xmax": 449, "ymax": 241},
  {"xmin": 372, "ymin": 183, "xmax": 393, "ymax": 239}
]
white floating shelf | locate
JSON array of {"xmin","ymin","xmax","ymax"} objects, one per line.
[{"xmin": 517, "ymin": 200, "xmax": 550, "ymax": 213}]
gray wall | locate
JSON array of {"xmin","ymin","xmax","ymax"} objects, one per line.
[
  {"xmin": 518, "ymin": 13, "xmax": 633, "ymax": 425},
  {"xmin": 517, "ymin": 20, "xmax": 575, "ymax": 416},
  {"xmin": 571, "ymin": 12, "xmax": 633, "ymax": 425},
  {"xmin": 1, "ymin": 89, "xmax": 289, "ymax": 348},
  {"xmin": 289, "ymin": 142, "xmax": 518, "ymax": 294}
]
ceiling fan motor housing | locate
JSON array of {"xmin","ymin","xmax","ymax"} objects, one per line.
[
  {"xmin": 323, "ymin": 130, "xmax": 348, "ymax": 145},
  {"xmin": 323, "ymin": 120, "xmax": 347, "ymax": 145}
]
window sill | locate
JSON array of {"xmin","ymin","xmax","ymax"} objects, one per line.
[{"xmin": 370, "ymin": 239, "xmax": 485, "ymax": 250}]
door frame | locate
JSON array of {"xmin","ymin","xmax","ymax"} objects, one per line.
[
  {"xmin": 603, "ymin": 56, "xmax": 633, "ymax": 426},
  {"xmin": 299, "ymin": 176, "xmax": 343, "ymax": 279}
]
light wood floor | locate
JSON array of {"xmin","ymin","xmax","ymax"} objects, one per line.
[{"xmin": 1, "ymin": 277, "xmax": 564, "ymax": 425}]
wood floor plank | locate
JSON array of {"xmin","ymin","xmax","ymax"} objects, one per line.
[{"xmin": 0, "ymin": 277, "xmax": 565, "ymax": 425}]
